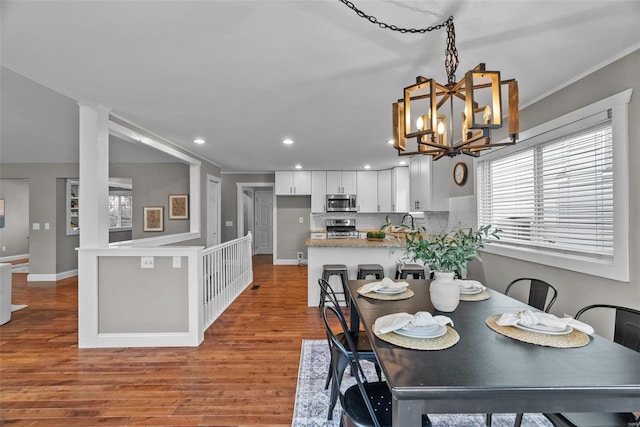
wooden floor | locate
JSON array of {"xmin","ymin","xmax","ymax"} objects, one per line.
[{"xmin": 0, "ymin": 255, "xmax": 329, "ymax": 426}]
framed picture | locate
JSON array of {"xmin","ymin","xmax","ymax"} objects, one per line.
[
  {"xmin": 169, "ymin": 194, "xmax": 189, "ymax": 220},
  {"xmin": 0, "ymin": 199, "xmax": 4, "ymax": 228},
  {"xmin": 143, "ymin": 206, "xmax": 164, "ymax": 231}
]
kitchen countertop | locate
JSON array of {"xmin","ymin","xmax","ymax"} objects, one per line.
[{"xmin": 305, "ymin": 237, "xmax": 404, "ymax": 248}]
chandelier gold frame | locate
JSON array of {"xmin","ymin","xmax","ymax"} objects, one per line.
[{"xmin": 393, "ymin": 63, "xmax": 520, "ymax": 160}]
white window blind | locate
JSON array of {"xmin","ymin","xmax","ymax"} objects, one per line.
[{"xmin": 478, "ymin": 111, "xmax": 613, "ymax": 260}]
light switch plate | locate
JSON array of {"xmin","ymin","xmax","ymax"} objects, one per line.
[
  {"xmin": 172, "ymin": 256, "xmax": 181, "ymax": 268},
  {"xmin": 141, "ymin": 256, "xmax": 154, "ymax": 269},
  {"xmin": 44, "ymin": 223, "xmax": 50, "ymax": 230},
  {"xmin": 32, "ymin": 223, "xmax": 40, "ymax": 230}
]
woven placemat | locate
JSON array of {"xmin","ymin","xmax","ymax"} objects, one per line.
[
  {"xmin": 357, "ymin": 287, "xmax": 415, "ymax": 301},
  {"xmin": 485, "ymin": 314, "xmax": 590, "ymax": 348},
  {"xmin": 373, "ymin": 325, "xmax": 459, "ymax": 350},
  {"xmin": 459, "ymin": 290, "xmax": 491, "ymax": 301}
]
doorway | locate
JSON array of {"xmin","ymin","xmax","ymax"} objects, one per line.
[{"xmin": 236, "ymin": 183, "xmax": 274, "ymax": 256}]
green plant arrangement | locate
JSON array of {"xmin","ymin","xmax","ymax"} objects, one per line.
[{"xmin": 403, "ymin": 224, "xmax": 500, "ymax": 278}]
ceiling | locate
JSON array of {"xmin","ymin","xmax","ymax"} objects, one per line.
[{"xmin": 2, "ymin": 0, "xmax": 639, "ymax": 173}]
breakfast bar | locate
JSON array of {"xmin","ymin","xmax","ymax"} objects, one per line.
[{"xmin": 305, "ymin": 237, "xmax": 416, "ymax": 307}]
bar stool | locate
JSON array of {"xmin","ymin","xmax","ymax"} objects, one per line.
[
  {"xmin": 357, "ymin": 264, "xmax": 384, "ymax": 280},
  {"xmin": 320, "ymin": 264, "xmax": 349, "ymax": 307},
  {"xmin": 395, "ymin": 263, "xmax": 426, "ymax": 279}
]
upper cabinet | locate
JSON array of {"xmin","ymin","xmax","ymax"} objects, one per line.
[
  {"xmin": 409, "ymin": 156, "xmax": 449, "ymax": 211},
  {"xmin": 356, "ymin": 171, "xmax": 378, "ymax": 213},
  {"xmin": 326, "ymin": 171, "xmax": 356, "ymax": 194},
  {"xmin": 311, "ymin": 171, "xmax": 327, "ymax": 213},
  {"xmin": 377, "ymin": 167, "xmax": 409, "ymax": 213},
  {"xmin": 275, "ymin": 171, "xmax": 312, "ymax": 195}
]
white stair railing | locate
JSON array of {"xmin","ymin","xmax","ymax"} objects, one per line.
[{"xmin": 202, "ymin": 232, "xmax": 253, "ymax": 330}]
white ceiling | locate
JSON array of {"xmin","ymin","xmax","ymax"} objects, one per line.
[{"xmin": 2, "ymin": 0, "xmax": 639, "ymax": 172}]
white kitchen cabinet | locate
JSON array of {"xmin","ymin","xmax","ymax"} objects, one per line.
[
  {"xmin": 326, "ymin": 171, "xmax": 356, "ymax": 194},
  {"xmin": 392, "ymin": 166, "xmax": 410, "ymax": 212},
  {"xmin": 356, "ymin": 171, "xmax": 378, "ymax": 212},
  {"xmin": 376, "ymin": 167, "xmax": 409, "ymax": 213},
  {"xmin": 311, "ymin": 171, "xmax": 327, "ymax": 212},
  {"xmin": 377, "ymin": 169, "xmax": 392, "ymax": 212},
  {"xmin": 409, "ymin": 156, "xmax": 449, "ymax": 211},
  {"xmin": 275, "ymin": 171, "xmax": 311, "ymax": 195}
]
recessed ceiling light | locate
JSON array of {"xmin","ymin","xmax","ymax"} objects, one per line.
[
  {"xmin": 399, "ymin": 160, "xmax": 407, "ymax": 165},
  {"xmin": 295, "ymin": 164, "xmax": 302, "ymax": 169},
  {"xmin": 364, "ymin": 164, "xmax": 371, "ymax": 169},
  {"xmin": 387, "ymin": 139, "xmax": 394, "ymax": 145},
  {"xmin": 194, "ymin": 138, "xmax": 205, "ymax": 145},
  {"xmin": 283, "ymin": 138, "xmax": 294, "ymax": 145}
]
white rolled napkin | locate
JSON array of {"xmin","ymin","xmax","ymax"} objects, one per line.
[
  {"xmin": 374, "ymin": 311, "xmax": 453, "ymax": 335},
  {"xmin": 455, "ymin": 279, "xmax": 486, "ymax": 291},
  {"xmin": 496, "ymin": 309, "xmax": 594, "ymax": 335},
  {"xmin": 357, "ymin": 277, "xmax": 409, "ymax": 295}
]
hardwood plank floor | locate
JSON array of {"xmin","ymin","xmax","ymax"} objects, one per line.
[{"xmin": 0, "ymin": 255, "xmax": 329, "ymax": 426}]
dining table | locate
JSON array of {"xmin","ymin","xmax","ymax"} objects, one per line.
[{"xmin": 347, "ymin": 279, "xmax": 640, "ymax": 427}]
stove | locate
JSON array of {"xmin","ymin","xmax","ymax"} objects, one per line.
[{"xmin": 326, "ymin": 219, "xmax": 359, "ymax": 239}]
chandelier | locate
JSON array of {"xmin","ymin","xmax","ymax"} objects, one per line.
[{"xmin": 340, "ymin": 2, "xmax": 520, "ymax": 160}]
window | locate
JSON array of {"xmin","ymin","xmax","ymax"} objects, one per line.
[
  {"xmin": 109, "ymin": 192, "xmax": 132, "ymax": 230},
  {"xmin": 477, "ymin": 90, "xmax": 631, "ymax": 282}
]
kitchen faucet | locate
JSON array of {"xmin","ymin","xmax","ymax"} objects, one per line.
[{"xmin": 401, "ymin": 213, "xmax": 415, "ymax": 230}]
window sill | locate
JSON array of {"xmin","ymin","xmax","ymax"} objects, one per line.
[{"xmin": 480, "ymin": 242, "xmax": 629, "ymax": 283}]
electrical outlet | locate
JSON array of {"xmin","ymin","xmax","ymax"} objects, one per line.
[
  {"xmin": 1, "ymin": 246, "xmax": 6, "ymax": 252},
  {"xmin": 297, "ymin": 252, "xmax": 304, "ymax": 260},
  {"xmin": 173, "ymin": 256, "xmax": 181, "ymax": 268},
  {"xmin": 299, "ymin": 216, "xmax": 304, "ymax": 223},
  {"xmin": 141, "ymin": 256, "xmax": 154, "ymax": 269}
]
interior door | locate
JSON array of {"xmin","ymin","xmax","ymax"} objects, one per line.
[
  {"xmin": 254, "ymin": 190, "xmax": 273, "ymax": 254},
  {"xmin": 207, "ymin": 177, "xmax": 220, "ymax": 247}
]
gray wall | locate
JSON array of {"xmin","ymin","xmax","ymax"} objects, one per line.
[
  {"xmin": 98, "ymin": 256, "xmax": 188, "ymax": 333},
  {"xmin": 480, "ymin": 49, "xmax": 640, "ymax": 330},
  {"xmin": 276, "ymin": 196, "xmax": 311, "ymax": 260},
  {"xmin": 220, "ymin": 173, "xmax": 275, "ymax": 242},
  {"xmin": 109, "ymin": 163, "xmax": 190, "ymax": 239},
  {"xmin": 0, "ymin": 179, "xmax": 30, "ymax": 258}
]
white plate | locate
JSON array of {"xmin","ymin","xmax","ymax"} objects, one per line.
[
  {"xmin": 374, "ymin": 287, "xmax": 407, "ymax": 295},
  {"xmin": 514, "ymin": 322, "xmax": 573, "ymax": 336},
  {"xmin": 395, "ymin": 324, "xmax": 447, "ymax": 339},
  {"xmin": 459, "ymin": 287, "xmax": 483, "ymax": 295}
]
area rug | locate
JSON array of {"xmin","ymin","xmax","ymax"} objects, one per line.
[
  {"xmin": 11, "ymin": 263, "xmax": 29, "ymax": 273},
  {"xmin": 292, "ymin": 339, "xmax": 553, "ymax": 427}
]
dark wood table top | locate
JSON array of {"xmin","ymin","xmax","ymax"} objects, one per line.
[{"xmin": 347, "ymin": 279, "xmax": 640, "ymax": 425}]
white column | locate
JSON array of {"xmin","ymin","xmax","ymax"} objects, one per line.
[
  {"xmin": 78, "ymin": 102, "xmax": 110, "ymax": 248},
  {"xmin": 77, "ymin": 102, "xmax": 110, "ymax": 348}
]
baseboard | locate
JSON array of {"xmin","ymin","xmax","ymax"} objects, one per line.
[
  {"xmin": 0, "ymin": 254, "xmax": 29, "ymax": 262},
  {"xmin": 27, "ymin": 269, "xmax": 78, "ymax": 282},
  {"xmin": 274, "ymin": 259, "xmax": 306, "ymax": 265}
]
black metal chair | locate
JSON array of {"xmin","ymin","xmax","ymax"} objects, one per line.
[
  {"xmin": 544, "ymin": 305, "xmax": 640, "ymax": 427},
  {"xmin": 321, "ymin": 303, "xmax": 432, "ymax": 427},
  {"xmin": 505, "ymin": 277, "xmax": 558, "ymax": 312},
  {"xmin": 488, "ymin": 277, "xmax": 560, "ymax": 426},
  {"xmin": 318, "ymin": 278, "xmax": 381, "ymax": 420}
]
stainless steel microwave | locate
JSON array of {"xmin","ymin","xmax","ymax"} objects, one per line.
[{"xmin": 326, "ymin": 194, "xmax": 357, "ymax": 212}]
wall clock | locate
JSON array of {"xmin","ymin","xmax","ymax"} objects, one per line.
[{"xmin": 453, "ymin": 162, "xmax": 467, "ymax": 186}]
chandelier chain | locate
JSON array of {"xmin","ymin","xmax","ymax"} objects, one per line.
[{"xmin": 338, "ymin": 0, "xmax": 452, "ymax": 34}]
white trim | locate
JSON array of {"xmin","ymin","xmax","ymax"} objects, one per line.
[
  {"xmin": 0, "ymin": 254, "xmax": 29, "ymax": 262},
  {"xmin": 108, "ymin": 232, "xmax": 200, "ymax": 248},
  {"xmin": 27, "ymin": 269, "xmax": 78, "ymax": 282},
  {"xmin": 95, "ymin": 332, "xmax": 198, "ymax": 348},
  {"xmin": 207, "ymin": 174, "xmax": 221, "ymax": 247},
  {"xmin": 274, "ymin": 259, "xmax": 300, "ymax": 265},
  {"xmin": 479, "ymin": 89, "xmax": 632, "ymax": 282}
]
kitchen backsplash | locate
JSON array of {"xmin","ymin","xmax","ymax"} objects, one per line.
[{"xmin": 310, "ymin": 211, "xmax": 449, "ymax": 234}]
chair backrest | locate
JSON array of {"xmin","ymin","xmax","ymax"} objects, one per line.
[
  {"xmin": 576, "ymin": 304, "xmax": 640, "ymax": 352},
  {"xmin": 321, "ymin": 304, "xmax": 382, "ymax": 427},
  {"xmin": 505, "ymin": 277, "xmax": 558, "ymax": 312},
  {"xmin": 465, "ymin": 259, "xmax": 486, "ymax": 283},
  {"xmin": 318, "ymin": 278, "xmax": 343, "ymax": 309}
]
